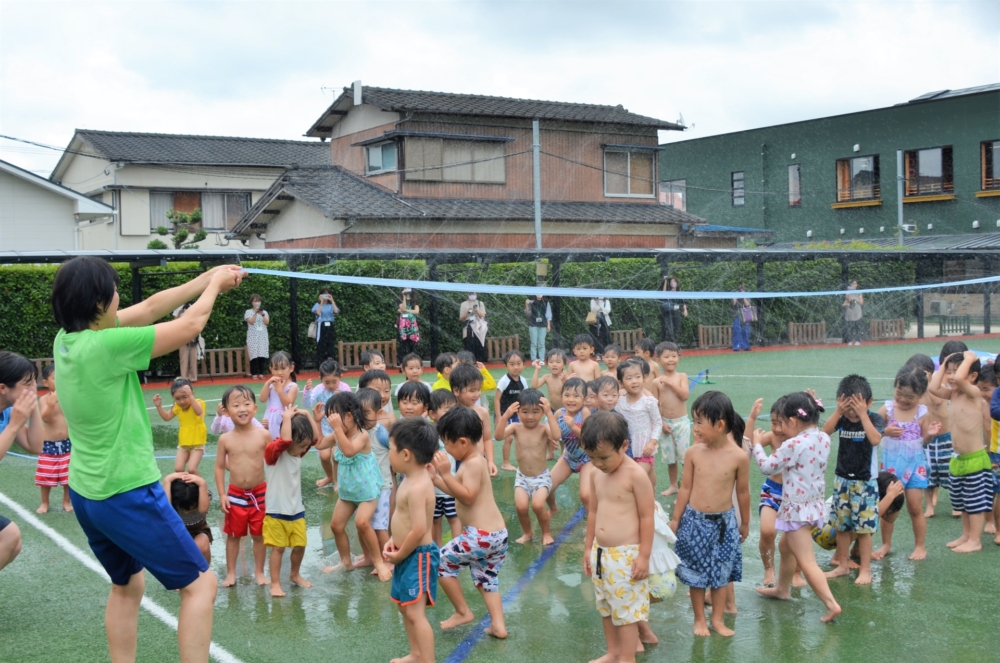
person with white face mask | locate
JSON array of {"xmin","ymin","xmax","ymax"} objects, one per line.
[
  {"xmin": 843, "ymin": 280, "xmax": 864, "ymax": 346},
  {"xmin": 245, "ymin": 294, "xmax": 270, "ymax": 379},
  {"xmin": 460, "ymin": 292, "xmax": 488, "ymax": 362}
]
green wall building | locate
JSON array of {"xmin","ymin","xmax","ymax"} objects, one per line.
[{"xmin": 658, "ymin": 84, "xmax": 1000, "ymax": 244}]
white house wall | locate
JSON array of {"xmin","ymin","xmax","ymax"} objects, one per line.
[
  {"xmin": 77, "ymin": 219, "xmax": 116, "ymax": 250},
  {"xmin": 265, "ymin": 200, "xmax": 346, "ymax": 242},
  {"xmin": 114, "ymin": 164, "xmax": 286, "ymax": 191},
  {"xmin": 0, "ymin": 169, "xmax": 77, "ymax": 250},
  {"xmin": 329, "ymin": 104, "xmax": 401, "ymax": 140},
  {"xmin": 118, "ymin": 186, "xmax": 151, "ymax": 236},
  {"xmin": 54, "ymin": 145, "xmax": 114, "ymax": 195}
]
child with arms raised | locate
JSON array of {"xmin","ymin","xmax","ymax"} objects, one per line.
[
  {"xmin": 36, "ymin": 364, "xmax": 72, "ymax": 513},
  {"xmin": 215, "ymin": 385, "xmax": 271, "ymax": 587},
  {"xmin": 582, "ymin": 411, "xmax": 654, "ymax": 663},
  {"xmin": 153, "ymin": 378, "xmax": 207, "ymax": 475},
  {"xmin": 532, "ymin": 348, "xmax": 568, "ymax": 413},
  {"xmin": 654, "ymin": 342, "xmax": 690, "ymax": 497},
  {"xmin": 569, "ymin": 334, "xmax": 603, "ymax": 383},
  {"xmin": 449, "ymin": 363, "xmax": 496, "ymax": 476},
  {"xmin": 670, "ymin": 391, "xmax": 750, "ymax": 637},
  {"xmin": 496, "ymin": 349, "xmax": 527, "ymax": 472},
  {"xmin": 615, "ymin": 357, "xmax": 661, "ymax": 487},
  {"xmin": 925, "ymin": 342, "xmax": 968, "ymax": 517},
  {"xmin": 303, "ymin": 358, "xmax": 351, "ymax": 489},
  {"xmin": 495, "ymin": 388, "xmax": 561, "ymax": 544},
  {"xmin": 384, "ymin": 417, "xmax": 441, "ymax": 663},
  {"xmin": 260, "ymin": 351, "xmax": 299, "ymax": 438},
  {"xmin": 164, "ymin": 472, "xmax": 212, "ymax": 563},
  {"xmin": 433, "ymin": 406, "xmax": 509, "ymax": 638}
]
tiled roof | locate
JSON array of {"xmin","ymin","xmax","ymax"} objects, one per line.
[
  {"xmin": 905, "ymin": 83, "xmax": 1000, "ymax": 104},
  {"xmin": 71, "ymin": 130, "xmax": 331, "ymax": 167},
  {"xmin": 772, "ymin": 231, "xmax": 1000, "ymax": 251}
]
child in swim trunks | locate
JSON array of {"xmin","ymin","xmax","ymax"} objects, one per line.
[
  {"xmin": 669, "ymin": 390, "xmax": 750, "ymax": 637},
  {"xmin": 164, "ymin": 472, "xmax": 212, "ymax": 563},
  {"xmin": 925, "ymin": 342, "xmax": 968, "ymax": 516},
  {"xmin": 433, "ymin": 406, "xmax": 509, "ymax": 639},
  {"xmin": 153, "ymin": 379, "xmax": 207, "ymax": 475},
  {"xmin": 581, "ymin": 411, "xmax": 655, "ymax": 663},
  {"xmin": 36, "ymin": 364, "xmax": 71, "ymax": 514},
  {"xmin": 496, "ymin": 349, "xmax": 527, "ymax": 472},
  {"xmin": 616, "ymin": 357, "xmax": 661, "ymax": 488},
  {"xmin": 428, "ymin": 389, "xmax": 461, "ymax": 545},
  {"xmin": 981, "ymin": 363, "xmax": 1000, "ymax": 543},
  {"xmin": 547, "ymin": 377, "xmax": 595, "ymax": 515},
  {"xmin": 495, "ymin": 388, "xmax": 561, "ymax": 545},
  {"xmin": 878, "ymin": 364, "xmax": 941, "ymax": 560},
  {"xmin": 653, "ymin": 342, "xmax": 690, "ymax": 497},
  {"xmin": 813, "ymin": 471, "xmax": 905, "ymax": 554}
]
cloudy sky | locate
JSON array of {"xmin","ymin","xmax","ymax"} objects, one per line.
[{"xmin": 1, "ymin": 0, "xmax": 997, "ymax": 175}]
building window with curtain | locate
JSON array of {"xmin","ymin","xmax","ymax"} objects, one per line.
[
  {"xmin": 604, "ymin": 150, "xmax": 654, "ymax": 197},
  {"xmin": 202, "ymin": 193, "xmax": 251, "ymax": 230},
  {"xmin": 788, "ymin": 164, "xmax": 802, "ymax": 207},
  {"xmin": 836, "ymin": 155, "xmax": 880, "ymax": 201},
  {"xmin": 904, "ymin": 146, "xmax": 953, "ymax": 196},
  {"xmin": 731, "ymin": 171, "xmax": 745, "ymax": 206},
  {"xmin": 983, "ymin": 140, "xmax": 1000, "ymax": 190},
  {"xmin": 404, "ymin": 138, "xmax": 505, "ymax": 183},
  {"xmin": 149, "ymin": 191, "xmax": 173, "ymax": 230},
  {"xmin": 659, "ymin": 179, "xmax": 686, "ymax": 210}
]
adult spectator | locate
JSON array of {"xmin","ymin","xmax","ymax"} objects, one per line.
[
  {"xmin": 843, "ymin": 279, "xmax": 864, "ymax": 346},
  {"xmin": 588, "ymin": 297, "xmax": 612, "ymax": 356},
  {"xmin": 525, "ymin": 294, "xmax": 552, "ymax": 362},
  {"xmin": 312, "ymin": 288, "xmax": 339, "ymax": 364},
  {"xmin": 172, "ymin": 303, "xmax": 201, "ymax": 381},
  {"xmin": 460, "ymin": 292, "xmax": 488, "ymax": 363},
  {"xmin": 397, "ymin": 288, "xmax": 420, "ymax": 362},
  {"xmin": 245, "ymin": 294, "xmax": 269, "ymax": 379},
  {"xmin": 660, "ymin": 276, "xmax": 688, "ymax": 344},
  {"xmin": 732, "ymin": 284, "xmax": 752, "ymax": 352},
  {"xmin": 50, "ymin": 257, "xmax": 243, "ymax": 663}
]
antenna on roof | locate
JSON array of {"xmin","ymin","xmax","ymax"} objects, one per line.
[{"xmin": 353, "ymin": 80, "xmax": 362, "ymax": 106}]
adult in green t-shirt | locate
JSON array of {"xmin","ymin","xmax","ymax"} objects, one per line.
[{"xmin": 52, "ymin": 256, "xmax": 244, "ymax": 663}]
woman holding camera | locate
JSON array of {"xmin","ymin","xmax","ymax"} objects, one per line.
[
  {"xmin": 460, "ymin": 292, "xmax": 488, "ymax": 363},
  {"xmin": 312, "ymin": 288, "xmax": 339, "ymax": 364},
  {"xmin": 397, "ymin": 288, "xmax": 420, "ymax": 362},
  {"xmin": 246, "ymin": 294, "xmax": 270, "ymax": 379}
]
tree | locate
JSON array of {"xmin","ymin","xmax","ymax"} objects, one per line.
[{"xmin": 147, "ymin": 208, "xmax": 208, "ymax": 249}]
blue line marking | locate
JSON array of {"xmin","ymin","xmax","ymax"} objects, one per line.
[{"xmin": 442, "ymin": 506, "xmax": 587, "ymax": 663}]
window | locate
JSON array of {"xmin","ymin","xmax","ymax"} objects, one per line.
[
  {"xmin": 202, "ymin": 193, "xmax": 251, "ymax": 230},
  {"xmin": 404, "ymin": 138, "xmax": 505, "ymax": 183},
  {"xmin": 982, "ymin": 140, "xmax": 1000, "ymax": 190},
  {"xmin": 731, "ymin": 171, "xmax": 745, "ymax": 206},
  {"xmin": 788, "ymin": 164, "xmax": 801, "ymax": 207},
  {"xmin": 149, "ymin": 192, "xmax": 174, "ymax": 230},
  {"xmin": 904, "ymin": 146, "xmax": 953, "ymax": 196},
  {"xmin": 366, "ymin": 141, "xmax": 397, "ymax": 174},
  {"xmin": 836, "ymin": 155, "xmax": 880, "ymax": 202},
  {"xmin": 659, "ymin": 179, "xmax": 686, "ymax": 210},
  {"xmin": 604, "ymin": 150, "xmax": 655, "ymax": 197}
]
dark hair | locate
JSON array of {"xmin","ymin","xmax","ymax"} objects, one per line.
[
  {"xmin": 270, "ymin": 351, "xmax": 292, "ymax": 368},
  {"xmin": 318, "ymin": 358, "xmax": 342, "ymax": 378},
  {"xmin": 399, "ymin": 290, "xmax": 419, "ymax": 306},
  {"xmin": 325, "ymin": 391, "xmax": 370, "ymax": 431},
  {"xmin": 456, "ymin": 351, "xmax": 476, "ymax": 364},
  {"xmin": 562, "ymin": 376, "xmax": 586, "ymax": 397},
  {"xmin": 905, "ymin": 353, "xmax": 935, "ymax": 375},
  {"xmin": 437, "ymin": 405, "xmax": 483, "ymax": 444},
  {"xmin": 977, "ymin": 364, "xmax": 998, "ymax": 387},
  {"xmin": 781, "ymin": 391, "xmax": 824, "ymax": 425},
  {"xmin": 249, "ymin": 293, "xmax": 262, "ymax": 303},
  {"xmin": 0, "ymin": 352, "xmax": 37, "ymax": 388},
  {"xmin": 572, "ymin": 333, "xmax": 595, "ymax": 349},
  {"xmin": 691, "ymin": 390, "xmax": 738, "ymax": 434},
  {"xmin": 359, "ymin": 369, "xmax": 391, "ymax": 390},
  {"xmin": 732, "ymin": 412, "xmax": 746, "ymax": 447},
  {"xmin": 401, "ymin": 353, "xmax": 423, "ymax": 369},
  {"xmin": 894, "ymin": 364, "xmax": 928, "ymax": 395},
  {"xmin": 877, "ymin": 471, "xmax": 905, "ymax": 516},
  {"xmin": 51, "ymin": 256, "xmax": 120, "ymax": 333},
  {"xmin": 355, "ymin": 387, "xmax": 383, "ymax": 424},
  {"xmin": 654, "ymin": 341, "xmax": 680, "ymax": 357},
  {"xmin": 602, "ymin": 343, "xmax": 622, "ymax": 357},
  {"xmin": 581, "ymin": 411, "xmax": 629, "ymax": 452},
  {"xmin": 545, "ymin": 348, "xmax": 568, "ymax": 363},
  {"xmin": 398, "ymin": 381, "xmax": 431, "ymax": 408},
  {"xmin": 170, "ymin": 378, "xmax": 192, "ymax": 396},
  {"xmin": 40, "ymin": 363, "xmax": 55, "ymax": 381},
  {"xmin": 518, "ymin": 387, "xmax": 544, "ymax": 408},
  {"xmin": 617, "ymin": 356, "xmax": 648, "ymax": 382},
  {"xmin": 222, "ymin": 384, "xmax": 256, "ymax": 408},
  {"xmin": 943, "ymin": 353, "xmax": 981, "ymax": 379},
  {"xmin": 289, "ymin": 412, "xmax": 315, "ymax": 446},
  {"xmin": 503, "ymin": 349, "xmax": 526, "ymax": 365},
  {"xmin": 429, "ymin": 388, "xmax": 457, "ymax": 411},
  {"xmin": 939, "ymin": 340, "xmax": 968, "ymax": 365},
  {"xmin": 450, "ymin": 363, "xmax": 483, "ymax": 392},
  {"xmin": 635, "ymin": 338, "xmax": 655, "ymax": 355},
  {"xmin": 594, "ymin": 375, "xmax": 620, "ymax": 393},
  {"xmin": 360, "ymin": 349, "xmax": 385, "ymax": 367},
  {"xmin": 770, "ymin": 395, "xmax": 788, "ymax": 418},
  {"xmin": 667, "ymin": 276, "xmax": 681, "ymax": 291},
  {"xmin": 836, "ymin": 374, "xmax": 872, "ymax": 402},
  {"xmin": 434, "ymin": 352, "xmax": 458, "ymax": 374},
  {"xmin": 586, "ymin": 380, "xmax": 599, "ymax": 396},
  {"xmin": 389, "ymin": 417, "xmax": 439, "ymax": 464},
  {"xmin": 170, "ymin": 479, "xmax": 200, "ymax": 512}
]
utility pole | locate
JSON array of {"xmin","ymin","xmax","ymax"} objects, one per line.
[
  {"xmin": 532, "ymin": 119, "xmax": 542, "ymax": 251},
  {"xmin": 897, "ymin": 149, "xmax": 904, "ymax": 248}
]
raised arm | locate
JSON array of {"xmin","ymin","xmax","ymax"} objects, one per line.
[
  {"xmin": 494, "ymin": 402, "xmax": 519, "ymax": 440},
  {"xmin": 277, "ymin": 382, "xmax": 299, "ymax": 408},
  {"xmin": 0, "ymin": 390, "xmax": 42, "ymax": 460},
  {"xmin": 542, "ymin": 398, "xmax": 561, "ymax": 442},
  {"xmin": 752, "ymin": 431, "xmax": 795, "ymax": 475},
  {"xmin": 928, "ymin": 362, "xmax": 953, "ymax": 400},
  {"xmin": 149, "ymin": 266, "xmax": 245, "ymax": 358},
  {"xmin": 433, "ymin": 451, "xmax": 481, "ymax": 506},
  {"xmin": 152, "ymin": 394, "xmax": 174, "ymax": 421},
  {"xmin": 953, "ymin": 351, "xmax": 983, "ymax": 400}
]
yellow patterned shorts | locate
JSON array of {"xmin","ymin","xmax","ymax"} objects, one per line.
[
  {"xmin": 590, "ymin": 543, "xmax": 650, "ymax": 626},
  {"xmin": 262, "ymin": 515, "xmax": 307, "ymax": 549}
]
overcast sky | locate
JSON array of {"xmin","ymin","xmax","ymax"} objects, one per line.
[{"xmin": 1, "ymin": 0, "xmax": 997, "ymax": 176}]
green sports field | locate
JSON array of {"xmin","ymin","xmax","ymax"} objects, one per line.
[{"xmin": 2, "ymin": 340, "xmax": 999, "ymax": 662}]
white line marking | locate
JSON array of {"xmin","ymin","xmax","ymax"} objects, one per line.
[{"xmin": 0, "ymin": 490, "xmax": 245, "ymax": 663}]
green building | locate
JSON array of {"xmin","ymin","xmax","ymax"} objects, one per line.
[{"xmin": 658, "ymin": 84, "xmax": 1000, "ymax": 244}]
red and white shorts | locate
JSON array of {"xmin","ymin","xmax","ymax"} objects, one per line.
[{"xmin": 35, "ymin": 440, "xmax": 71, "ymax": 487}]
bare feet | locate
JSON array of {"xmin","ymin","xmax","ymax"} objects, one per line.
[
  {"xmin": 255, "ymin": 572, "xmax": 269, "ymax": 586},
  {"xmin": 370, "ymin": 563, "xmax": 394, "ymax": 577},
  {"xmin": 440, "ymin": 611, "xmax": 475, "ymax": 630},
  {"xmin": 542, "ymin": 533, "xmax": 555, "ymax": 546},
  {"xmin": 692, "ymin": 620, "xmax": 711, "ymax": 637},
  {"xmin": 222, "ymin": 574, "xmax": 237, "ymax": 588},
  {"xmin": 924, "ymin": 506, "xmax": 935, "ymax": 518},
  {"xmin": 485, "ymin": 624, "xmax": 507, "ymax": 639},
  {"xmin": 324, "ymin": 561, "xmax": 354, "ymax": 574},
  {"xmin": 854, "ymin": 570, "xmax": 872, "ymax": 585},
  {"xmin": 846, "ymin": 559, "xmax": 861, "ymax": 569},
  {"xmin": 375, "ymin": 564, "xmax": 393, "ymax": 582},
  {"xmin": 908, "ymin": 546, "xmax": 927, "ymax": 560},
  {"xmin": 270, "ymin": 583, "xmax": 286, "ymax": 597},
  {"xmin": 500, "ymin": 462, "xmax": 516, "ymax": 472},
  {"xmin": 756, "ymin": 586, "xmax": 791, "ymax": 600},
  {"xmin": 588, "ymin": 654, "xmax": 616, "ymax": 663},
  {"xmin": 821, "ymin": 602, "xmax": 842, "ymax": 623},
  {"xmin": 352, "ymin": 554, "xmax": 373, "ymax": 568},
  {"xmin": 994, "ymin": 534, "xmax": 1000, "ymax": 546},
  {"xmin": 872, "ymin": 544, "xmax": 891, "ymax": 560},
  {"xmin": 986, "ymin": 521, "xmax": 996, "ymax": 534},
  {"xmin": 951, "ymin": 510, "xmax": 961, "ymax": 518},
  {"xmin": 762, "ymin": 570, "xmax": 776, "ymax": 587},
  {"xmin": 710, "ymin": 619, "xmax": 735, "ymax": 637},
  {"xmin": 660, "ymin": 486, "xmax": 678, "ymax": 497},
  {"xmin": 390, "ymin": 654, "xmax": 420, "ymax": 663},
  {"xmin": 724, "ymin": 603, "xmax": 738, "ymax": 615},
  {"xmin": 316, "ymin": 476, "xmax": 333, "ymax": 488},
  {"xmin": 36, "ymin": 504, "xmax": 49, "ymax": 514},
  {"xmin": 515, "ymin": 532, "xmax": 533, "ymax": 544},
  {"xmin": 638, "ymin": 621, "xmax": 658, "ymax": 645},
  {"xmin": 946, "ymin": 535, "xmax": 968, "ymax": 549},
  {"xmin": 952, "ymin": 540, "xmax": 983, "ymax": 553},
  {"xmin": 62, "ymin": 501, "xmax": 73, "ymax": 513},
  {"xmin": 792, "ymin": 573, "xmax": 808, "ymax": 588},
  {"xmin": 290, "ymin": 573, "xmax": 312, "ymax": 588},
  {"xmin": 825, "ymin": 566, "xmax": 852, "ymax": 579},
  {"xmin": 549, "ymin": 502, "xmax": 559, "ymax": 517}
]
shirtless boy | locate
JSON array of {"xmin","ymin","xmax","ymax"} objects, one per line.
[
  {"xmin": 215, "ymin": 384, "xmax": 271, "ymax": 586},
  {"xmin": 531, "ymin": 348, "xmax": 568, "ymax": 413},
  {"xmin": 633, "ymin": 339, "xmax": 661, "ymax": 392},
  {"xmin": 450, "ymin": 363, "xmax": 497, "ymax": 476},
  {"xmin": 928, "ymin": 343, "xmax": 967, "ymax": 517},
  {"xmin": 654, "ymin": 342, "xmax": 690, "ymax": 497},
  {"xmin": 569, "ymin": 334, "xmax": 603, "ymax": 383},
  {"xmin": 37, "ymin": 365, "xmax": 72, "ymax": 513}
]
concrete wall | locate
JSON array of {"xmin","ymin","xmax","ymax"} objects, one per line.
[
  {"xmin": 0, "ymin": 170, "xmax": 78, "ymax": 250},
  {"xmin": 265, "ymin": 200, "xmax": 346, "ymax": 242}
]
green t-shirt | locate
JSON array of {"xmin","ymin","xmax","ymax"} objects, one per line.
[{"xmin": 54, "ymin": 323, "xmax": 158, "ymax": 500}]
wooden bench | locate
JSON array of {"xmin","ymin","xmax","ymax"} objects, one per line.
[
  {"xmin": 937, "ymin": 315, "xmax": 972, "ymax": 336},
  {"xmin": 199, "ymin": 347, "xmax": 249, "ymax": 378},
  {"xmin": 610, "ymin": 328, "xmax": 644, "ymax": 351},
  {"xmin": 788, "ymin": 321, "xmax": 827, "ymax": 345},
  {"xmin": 29, "ymin": 358, "xmax": 55, "ymax": 388},
  {"xmin": 870, "ymin": 318, "xmax": 906, "ymax": 340},
  {"xmin": 698, "ymin": 325, "xmax": 732, "ymax": 349},
  {"xmin": 339, "ymin": 339, "xmax": 398, "ymax": 370},
  {"xmin": 486, "ymin": 335, "xmax": 520, "ymax": 363}
]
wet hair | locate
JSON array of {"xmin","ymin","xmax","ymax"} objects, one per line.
[
  {"xmin": 562, "ymin": 376, "xmax": 586, "ymax": 397},
  {"xmin": 905, "ymin": 353, "xmax": 935, "ymax": 375},
  {"xmin": 581, "ymin": 411, "xmax": 629, "ymax": 452},
  {"xmin": 634, "ymin": 338, "xmax": 655, "ymax": 355},
  {"xmin": 503, "ymin": 349, "xmax": 525, "ymax": 365},
  {"xmin": 939, "ymin": 340, "xmax": 968, "ymax": 365},
  {"xmin": 781, "ymin": 391, "xmax": 824, "ymax": 425},
  {"xmin": 288, "ymin": 412, "xmax": 315, "ymax": 446},
  {"xmin": 732, "ymin": 412, "xmax": 746, "ymax": 448},
  {"xmin": 654, "ymin": 341, "xmax": 680, "ymax": 357},
  {"xmin": 572, "ymin": 333, "xmax": 595, "ymax": 349},
  {"xmin": 894, "ymin": 364, "xmax": 928, "ymax": 395},
  {"xmin": 0, "ymin": 352, "xmax": 37, "ymax": 389},
  {"xmin": 878, "ymin": 471, "xmax": 905, "ymax": 516},
  {"xmin": 355, "ymin": 387, "xmax": 383, "ymax": 422},
  {"xmin": 429, "ymin": 389, "xmax": 457, "ymax": 412},
  {"xmin": 770, "ymin": 395, "xmax": 788, "ymax": 418},
  {"xmin": 359, "ymin": 369, "xmax": 391, "ymax": 390},
  {"xmin": 449, "ymin": 363, "xmax": 483, "ymax": 392},
  {"xmin": 170, "ymin": 378, "xmax": 192, "ymax": 395},
  {"xmin": 545, "ymin": 348, "xmax": 568, "ymax": 364},
  {"xmin": 360, "ymin": 349, "xmax": 385, "ymax": 367},
  {"xmin": 397, "ymin": 381, "xmax": 431, "ymax": 408},
  {"xmin": 594, "ymin": 375, "xmax": 620, "ymax": 394},
  {"xmin": 401, "ymin": 353, "xmax": 423, "ymax": 369},
  {"xmin": 51, "ymin": 257, "xmax": 121, "ymax": 333},
  {"xmin": 389, "ymin": 417, "xmax": 439, "ymax": 464},
  {"xmin": 436, "ymin": 405, "xmax": 483, "ymax": 444},
  {"xmin": 318, "ymin": 358, "xmax": 342, "ymax": 378},
  {"xmin": 616, "ymin": 356, "xmax": 648, "ymax": 382},
  {"xmin": 944, "ymin": 352, "xmax": 981, "ymax": 379},
  {"xmin": 40, "ymin": 364, "xmax": 55, "ymax": 381},
  {"xmin": 518, "ymin": 387, "xmax": 544, "ymax": 409},
  {"xmin": 602, "ymin": 343, "xmax": 622, "ymax": 358},
  {"xmin": 586, "ymin": 380, "xmax": 599, "ymax": 396},
  {"xmin": 270, "ymin": 351, "xmax": 292, "ymax": 368},
  {"xmin": 222, "ymin": 384, "xmax": 255, "ymax": 408},
  {"xmin": 691, "ymin": 391, "xmax": 738, "ymax": 434},
  {"xmin": 170, "ymin": 479, "xmax": 200, "ymax": 513},
  {"xmin": 325, "ymin": 391, "xmax": 370, "ymax": 431},
  {"xmin": 976, "ymin": 364, "xmax": 998, "ymax": 387},
  {"xmin": 836, "ymin": 374, "xmax": 872, "ymax": 402},
  {"xmin": 456, "ymin": 351, "xmax": 476, "ymax": 364},
  {"xmin": 434, "ymin": 352, "xmax": 458, "ymax": 374}
]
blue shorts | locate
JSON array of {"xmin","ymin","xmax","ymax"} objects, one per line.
[
  {"xmin": 925, "ymin": 432, "xmax": 953, "ymax": 489},
  {"xmin": 989, "ymin": 452, "xmax": 1000, "ymax": 495},
  {"xmin": 758, "ymin": 477, "xmax": 782, "ymax": 514},
  {"xmin": 881, "ymin": 446, "xmax": 929, "ymax": 490},
  {"xmin": 0, "ymin": 513, "xmax": 11, "ymax": 532},
  {"xmin": 391, "ymin": 543, "xmax": 440, "ymax": 607},
  {"xmin": 70, "ymin": 483, "xmax": 209, "ymax": 590}
]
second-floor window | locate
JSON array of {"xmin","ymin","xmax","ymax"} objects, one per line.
[
  {"xmin": 904, "ymin": 146, "xmax": 953, "ymax": 196},
  {"xmin": 731, "ymin": 171, "xmax": 745, "ymax": 206},
  {"xmin": 149, "ymin": 191, "xmax": 250, "ymax": 231},
  {"xmin": 366, "ymin": 141, "xmax": 398, "ymax": 174},
  {"xmin": 836, "ymin": 155, "xmax": 880, "ymax": 202},
  {"xmin": 788, "ymin": 164, "xmax": 801, "ymax": 207},
  {"xmin": 982, "ymin": 140, "xmax": 999, "ymax": 190},
  {"xmin": 604, "ymin": 150, "xmax": 654, "ymax": 197},
  {"xmin": 404, "ymin": 138, "xmax": 505, "ymax": 183},
  {"xmin": 659, "ymin": 179, "xmax": 686, "ymax": 210}
]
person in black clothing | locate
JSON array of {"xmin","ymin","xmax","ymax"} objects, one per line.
[
  {"xmin": 660, "ymin": 276, "xmax": 688, "ymax": 344},
  {"xmin": 496, "ymin": 349, "xmax": 527, "ymax": 471}
]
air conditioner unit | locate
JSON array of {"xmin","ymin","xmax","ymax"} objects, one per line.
[
  {"xmin": 929, "ymin": 301, "xmax": 943, "ymax": 316},
  {"xmin": 901, "ymin": 224, "xmax": 916, "ymax": 233}
]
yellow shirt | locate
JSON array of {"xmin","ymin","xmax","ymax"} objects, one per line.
[
  {"xmin": 173, "ymin": 399, "xmax": 208, "ymax": 448},
  {"xmin": 990, "ymin": 419, "xmax": 999, "ymax": 454}
]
